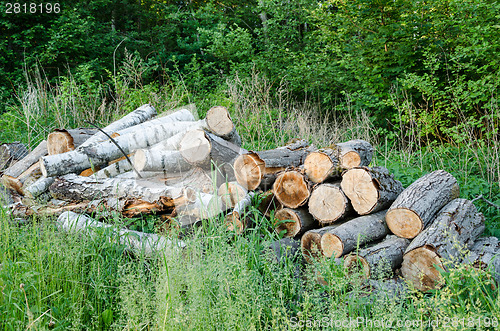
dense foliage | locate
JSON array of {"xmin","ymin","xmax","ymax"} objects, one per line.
[{"xmin": 1, "ymin": 0, "xmax": 499, "ymax": 140}]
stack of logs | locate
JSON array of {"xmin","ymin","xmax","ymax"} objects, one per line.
[{"xmin": 1, "ymin": 104, "xmax": 499, "ymax": 291}]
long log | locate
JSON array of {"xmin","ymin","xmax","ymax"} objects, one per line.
[
  {"xmin": 303, "ymin": 139, "xmax": 373, "ymax": 183},
  {"xmin": 3, "ymin": 140, "xmax": 47, "ymax": 178},
  {"xmin": 308, "ymin": 182, "xmax": 352, "ymax": 225},
  {"xmin": 401, "ymin": 198, "xmax": 485, "ymax": 291},
  {"xmin": 205, "ymin": 106, "xmax": 242, "ymax": 146},
  {"xmin": 273, "ymin": 170, "xmax": 312, "ymax": 209},
  {"xmin": 341, "ymin": 166, "xmax": 403, "ymax": 215},
  {"xmin": 0, "ymin": 142, "xmax": 28, "ymax": 171},
  {"xmin": 274, "ymin": 207, "xmax": 317, "ymax": 238},
  {"xmin": 386, "ymin": 170, "xmax": 460, "ymax": 239},
  {"xmin": 225, "ymin": 191, "xmax": 255, "ymax": 234},
  {"xmin": 57, "ymin": 211, "xmax": 185, "ymax": 257},
  {"xmin": 320, "ymin": 210, "xmax": 389, "ymax": 258},
  {"xmin": 464, "ymin": 237, "xmax": 500, "ymax": 284},
  {"xmin": 134, "ymin": 149, "xmax": 192, "ymax": 173},
  {"xmin": 344, "ymin": 235, "xmax": 410, "ymax": 280},
  {"xmin": 47, "ymin": 128, "xmax": 97, "ymax": 155},
  {"xmin": 234, "ymin": 140, "xmax": 313, "ymax": 190}
]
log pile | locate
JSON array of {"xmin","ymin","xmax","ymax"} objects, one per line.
[{"xmin": 1, "ymin": 103, "xmax": 497, "ymax": 293}]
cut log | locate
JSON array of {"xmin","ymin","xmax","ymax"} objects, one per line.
[
  {"xmin": 218, "ymin": 181, "xmax": 247, "ymax": 209},
  {"xmin": 303, "ymin": 139, "xmax": 373, "ymax": 183},
  {"xmin": 301, "ymin": 224, "xmax": 344, "ymax": 262},
  {"xmin": 341, "ymin": 166, "xmax": 403, "ymax": 215},
  {"xmin": 80, "ymin": 104, "xmax": 157, "ymax": 147},
  {"xmin": 344, "ymin": 235, "xmax": 410, "ymax": 280},
  {"xmin": 308, "ymin": 182, "xmax": 352, "ymax": 224},
  {"xmin": 134, "ymin": 149, "xmax": 192, "ymax": 173},
  {"xmin": 3, "ymin": 140, "xmax": 47, "ymax": 179},
  {"xmin": 25, "ymin": 177, "xmax": 55, "ymax": 198},
  {"xmin": 464, "ymin": 237, "xmax": 500, "ymax": 284},
  {"xmin": 176, "ymin": 192, "xmax": 223, "ymax": 219},
  {"xmin": 0, "ymin": 142, "xmax": 28, "ymax": 171},
  {"xmin": 47, "ymin": 128, "xmax": 97, "ymax": 155},
  {"xmin": 2, "ymin": 161, "xmax": 42, "ymax": 195},
  {"xmin": 401, "ymin": 198, "xmax": 485, "ymax": 291},
  {"xmin": 273, "ymin": 170, "xmax": 311, "ymax": 209},
  {"xmin": 320, "ymin": 210, "xmax": 389, "ymax": 258},
  {"xmin": 93, "ymin": 158, "xmax": 133, "ymax": 179},
  {"xmin": 266, "ymin": 238, "xmax": 302, "ymax": 263},
  {"xmin": 57, "ymin": 211, "xmax": 185, "ymax": 257},
  {"xmin": 205, "ymin": 106, "xmax": 241, "ymax": 146},
  {"xmin": 225, "ymin": 191, "xmax": 255, "ymax": 234},
  {"xmin": 386, "ymin": 170, "xmax": 460, "ymax": 239},
  {"xmin": 234, "ymin": 139, "xmax": 313, "ymax": 190},
  {"xmin": 274, "ymin": 208, "xmax": 317, "ymax": 238},
  {"xmin": 257, "ymin": 190, "xmax": 283, "ymax": 218}
]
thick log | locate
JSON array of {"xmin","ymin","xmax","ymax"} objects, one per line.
[
  {"xmin": 0, "ymin": 142, "xmax": 28, "ymax": 171},
  {"xmin": 134, "ymin": 149, "xmax": 192, "ymax": 173},
  {"xmin": 464, "ymin": 237, "xmax": 500, "ymax": 284},
  {"xmin": 57, "ymin": 211, "xmax": 184, "ymax": 257},
  {"xmin": 308, "ymin": 182, "xmax": 352, "ymax": 224},
  {"xmin": 301, "ymin": 224, "xmax": 344, "ymax": 262},
  {"xmin": 274, "ymin": 207, "xmax": 317, "ymax": 238},
  {"xmin": 341, "ymin": 166, "xmax": 403, "ymax": 215},
  {"xmin": 386, "ymin": 170, "xmax": 460, "ymax": 239},
  {"xmin": 47, "ymin": 128, "xmax": 97, "ymax": 155},
  {"xmin": 257, "ymin": 190, "xmax": 283, "ymax": 218},
  {"xmin": 320, "ymin": 210, "xmax": 389, "ymax": 258},
  {"xmin": 218, "ymin": 181, "xmax": 247, "ymax": 209},
  {"xmin": 225, "ymin": 191, "xmax": 255, "ymax": 234},
  {"xmin": 234, "ymin": 140, "xmax": 313, "ymax": 190},
  {"xmin": 303, "ymin": 139, "xmax": 373, "ymax": 183},
  {"xmin": 80, "ymin": 104, "xmax": 157, "ymax": 147},
  {"xmin": 205, "ymin": 106, "xmax": 242, "ymax": 146},
  {"xmin": 344, "ymin": 235, "xmax": 410, "ymax": 280},
  {"xmin": 273, "ymin": 170, "xmax": 312, "ymax": 209},
  {"xmin": 3, "ymin": 140, "xmax": 47, "ymax": 179},
  {"xmin": 25, "ymin": 177, "xmax": 55, "ymax": 198},
  {"xmin": 401, "ymin": 198, "xmax": 485, "ymax": 291}
]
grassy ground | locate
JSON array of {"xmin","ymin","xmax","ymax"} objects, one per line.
[{"xmin": 0, "ymin": 69, "xmax": 499, "ymax": 329}]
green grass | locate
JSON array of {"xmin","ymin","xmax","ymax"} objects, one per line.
[{"xmin": 1, "ymin": 67, "xmax": 500, "ymax": 329}]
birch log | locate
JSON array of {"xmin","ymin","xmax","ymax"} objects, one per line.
[
  {"xmin": 176, "ymin": 193, "xmax": 223, "ymax": 219},
  {"xmin": 92, "ymin": 158, "xmax": 133, "ymax": 179},
  {"xmin": 464, "ymin": 237, "xmax": 500, "ymax": 284},
  {"xmin": 47, "ymin": 128, "xmax": 97, "ymax": 155},
  {"xmin": 0, "ymin": 142, "xmax": 28, "ymax": 170},
  {"xmin": 308, "ymin": 182, "xmax": 352, "ymax": 224},
  {"xmin": 341, "ymin": 166, "xmax": 403, "ymax": 215},
  {"xmin": 275, "ymin": 208, "xmax": 317, "ymax": 238},
  {"xmin": 386, "ymin": 170, "xmax": 460, "ymax": 239},
  {"xmin": 134, "ymin": 149, "xmax": 192, "ymax": 173},
  {"xmin": 25, "ymin": 177, "xmax": 55, "ymax": 198},
  {"xmin": 320, "ymin": 210, "xmax": 389, "ymax": 258},
  {"xmin": 234, "ymin": 140, "xmax": 313, "ymax": 190},
  {"xmin": 57, "ymin": 211, "xmax": 184, "ymax": 257},
  {"xmin": 205, "ymin": 106, "xmax": 242, "ymax": 146},
  {"xmin": 273, "ymin": 170, "xmax": 312, "ymax": 209},
  {"xmin": 344, "ymin": 235, "xmax": 410, "ymax": 279},
  {"xmin": 401, "ymin": 198, "xmax": 485, "ymax": 291},
  {"xmin": 225, "ymin": 191, "xmax": 255, "ymax": 234}
]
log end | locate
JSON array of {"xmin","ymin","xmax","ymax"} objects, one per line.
[
  {"xmin": 273, "ymin": 171, "xmax": 310, "ymax": 209},
  {"xmin": 401, "ymin": 246, "xmax": 444, "ymax": 291},
  {"xmin": 47, "ymin": 130, "xmax": 75, "ymax": 155},
  {"xmin": 303, "ymin": 151, "xmax": 335, "ymax": 183},
  {"xmin": 206, "ymin": 106, "xmax": 235, "ymax": 136},
  {"xmin": 386, "ymin": 208, "xmax": 423, "ymax": 239},
  {"xmin": 134, "ymin": 149, "xmax": 148, "ymax": 172},
  {"xmin": 344, "ymin": 254, "xmax": 370, "ymax": 279},
  {"xmin": 309, "ymin": 184, "xmax": 347, "ymax": 224},
  {"xmin": 320, "ymin": 232, "xmax": 343, "ymax": 258},
  {"xmin": 340, "ymin": 151, "xmax": 361, "ymax": 168},
  {"xmin": 234, "ymin": 154, "xmax": 263, "ymax": 190},
  {"xmin": 218, "ymin": 182, "xmax": 247, "ymax": 208},
  {"xmin": 225, "ymin": 212, "xmax": 244, "ymax": 234},
  {"xmin": 275, "ymin": 208, "xmax": 301, "ymax": 238},
  {"xmin": 179, "ymin": 129, "xmax": 211, "ymax": 165},
  {"xmin": 341, "ymin": 168, "xmax": 378, "ymax": 215},
  {"xmin": 301, "ymin": 231, "xmax": 323, "ymax": 262}
]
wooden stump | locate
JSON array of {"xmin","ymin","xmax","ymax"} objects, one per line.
[
  {"xmin": 386, "ymin": 170, "xmax": 460, "ymax": 239},
  {"xmin": 320, "ymin": 210, "xmax": 389, "ymax": 258},
  {"xmin": 274, "ymin": 208, "xmax": 316, "ymax": 238},
  {"xmin": 273, "ymin": 170, "xmax": 311, "ymax": 209},
  {"xmin": 341, "ymin": 166, "xmax": 403, "ymax": 215},
  {"xmin": 47, "ymin": 128, "xmax": 97, "ymax": 155},
  {"xmin": 464, "ymin": 237, "xmax": 500, "ymax": 284},
  {"xmin": 205, "ymin": 106, "xmax": 242, "ymax": 146},
  {"xmin": 0, "ymin": 142, "xmax": 28, "ymax": 171},
  {"xmin": 344, "ymin": 235, "xmax": 410, "ymax": 279},
  {"xmin": 234, "ymin": 140, "xmax": 313, "ymax": 190},
  {"xmin": 308, "ymin": 182, "xmax": 351, "ymax": 224},
  {"xmin": 401, "ymin": 198, "xmax": 485, "ymax": 291}
]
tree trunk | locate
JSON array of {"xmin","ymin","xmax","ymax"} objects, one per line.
[
  {"xmin": 344, "ymin": 235, "xmax": 410, "ymax": 280},
  {"xmin": 341, "ymin": 166, "xmax": 403, "ymax": 215},
  {"xmin": 57, "ymin": 211, "xmax": 184, "ymax": 257},
  {"xmin": 0, "ymin": 142, "xmax": 28, "ymax": 171},
  {"xmin": 218, "ymin": 181, "xmax": 248, "ymax": 209},
  {"xmin": 225, "ymin": 191, "xmax": 255, "ymax": 234},
  {"xmin": 257, "ymin": 190, "xmax": 283, "ymax": 218},
  {"xmin": 303, "ymin": 139, "xmax": 373, "ymax": 183},
  {"xmin": 308, "ymin": 182, "xmax": 352, "ymax": 224},
  {"xmin": 205, "ymin": 106, "xmax": 242, "ymax": 146},
  {"xmin": 275, "ymin": 207, "xmax": 317, "ymax": 238},
  {"xmin": 273, "ymin": 170, "xmax": 312, "ymax": 209},
  {"xmin": 234, "ymin": 139, "xmax": 313, "ymax": 190},
  {"xmin": 386, "ymin": 170, "xmax": 460, "ymax": 239},
  {"xmin": 320, "ymin": 210, "xmax": 389, "ymax": 258},
  {"xmin": 464, "ymin": 237, "xmax": 500, "ymax": 285},
  {"xmin": 401, "ymin": 198, "xmax": 485, "ymax": 291},
  {"xmin": 47, "ymin": 128, "xmax": 97, "ymax": 155}
]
